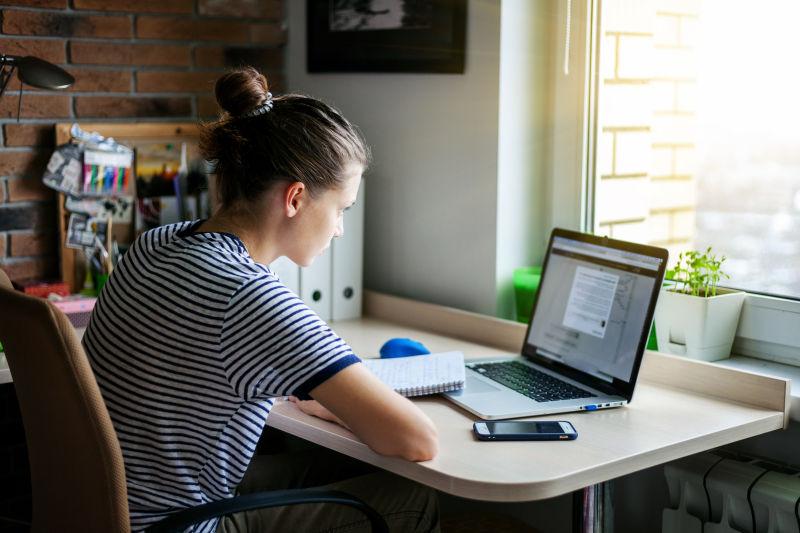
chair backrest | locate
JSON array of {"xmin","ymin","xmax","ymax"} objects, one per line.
[{"xmin": 0, "ymin": 272, "xmax": 131, "ymax": 533}]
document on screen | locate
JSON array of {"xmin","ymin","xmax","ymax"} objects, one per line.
[{"xmin": 562, "ymin": 266, "xmax": 619, "ymax": 339}]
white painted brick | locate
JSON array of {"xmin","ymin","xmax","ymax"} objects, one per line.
[
  {"xmin": 656, "ymin": 0, "xmax": 700, "ymax": 17},
  {"xmin": 609, "ymin": 220, "xmax": 649, "ymax": 243},
  {"xmin": 654, "ymin": 13, "xmax": 680, "ymax": 47},
  {"xmin": 651, "ymin": 146, "xmax": 674, "ymax": 176},
  {"xmin": 652, "ymin": 113, "xmax": 696, "ymax": 144},
  {"xmin": 652, "ymin": 45, "xmax": 696, "ymax": 79},
  {"xmin": 651, "ymin": 79, "xmax": 675, "ymax": 112},
  {"xmin": 615, "ymin": 131, "xmax": 652, "ymax": 175},
  {"xmin": 597, "ymin": 131, "xmax": 614, "ymax": 177},
  {"xmin": 675, "ymin": 80, "xmax": 697, "ymax": 111},
  {"xmin": 650, "ymin": 179, "xmax": 696, "ymax": 210},
  {"xmin": 617, "ymin": 34, "xmax": 654, "ymax": 79},
  {"xmin": 648, "ymin": 212, "xmax": 671, "ymax": 242},
  {"xmin": 597, "ymin": 177, "xmax": 650, "ymax": 223},
  {"xmin": 603, "ymin": 0, "xmax": 656, "ymax": 34},
  {"xmin": 665, "ymin": 243, "xmax": 693, "ymax": 263},
  {"xmin": 673, "ymin": 146, "xmax": 696, "ymax": 175},
  {"xmin": 600, "ymin": 83, "xmax": 652, "ymax": 126},
  {"xmin": 601, "ymin": 34, "xmax": 617, "ymax": 80},
  {"xmin": 679, "ymin": 15, "xmax": 698, "ymax": 47},
  {"xmin": 672, "ymin": 209, "xmax": 696, "ymax": 238}
]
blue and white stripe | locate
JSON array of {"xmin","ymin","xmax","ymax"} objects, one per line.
[{"xmin": 83, "ymin": 221, "xmax": 360, "ymax": 532}]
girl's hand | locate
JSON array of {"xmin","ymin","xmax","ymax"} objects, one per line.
[{"xmin": 287, "ymin": 396, "xmax": 349, "ymax": 429}]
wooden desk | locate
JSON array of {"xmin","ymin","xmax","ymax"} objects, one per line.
[{"xmin": 267, "ymin": 292, "xmax": 790, "ymax": 505}]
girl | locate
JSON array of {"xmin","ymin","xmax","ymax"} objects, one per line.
[{"xmin": 84, "ymin": 67, "xmax": 440, "ymax": 532}]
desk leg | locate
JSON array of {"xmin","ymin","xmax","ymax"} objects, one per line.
[{"xmin": 572, "ymin": 481, "xmax": 614, "ymax": 533}]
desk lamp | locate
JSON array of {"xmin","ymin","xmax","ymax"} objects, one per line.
[{"xmin": 0, "ymin": 54, "xmax": 74, "ymax": 119}]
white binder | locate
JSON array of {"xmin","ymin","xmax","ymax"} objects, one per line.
[
  {"xmin": 299, "ymin": 246, "xmax": 332, "ymax": 320},
  {"xmin": 331, "ymin": 182, "xmax": 365, "ymax": 321},
  {"xmin": 268, "ymin": 255, "xmax": 299, "ymax": 296}
]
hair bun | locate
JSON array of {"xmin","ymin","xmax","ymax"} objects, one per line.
[{"xmin": 214, "ymin": 67, "xmax": 270, "ymax": 117}]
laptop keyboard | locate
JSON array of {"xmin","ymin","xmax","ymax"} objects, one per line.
[{"xmin": 468, "ymin": 361, "xmax": 595, "ymax": 403}]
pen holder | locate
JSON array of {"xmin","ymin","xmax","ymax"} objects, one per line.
[
  {"xmin": 513, "ymin": 266, "xmax": 542, "ymax": 324},
  {"xmin": 94, "ymin": 273, "xmax": 109, "ymax": 295}
]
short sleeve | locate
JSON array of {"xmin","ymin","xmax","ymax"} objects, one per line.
[{"xmin": 220, "ymin": 275, "xmax": 361, "ymax": 400}]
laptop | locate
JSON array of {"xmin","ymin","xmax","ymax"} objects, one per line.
[{"xmin": 444, "ymin": 228, "xmax": 668, "ymax": 420}]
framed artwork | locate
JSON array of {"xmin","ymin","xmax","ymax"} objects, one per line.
[{"xmin": 307, "ymin": 0, "xmax": 467, "ymax": 74}]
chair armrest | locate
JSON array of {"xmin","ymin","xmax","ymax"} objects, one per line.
[{"xmin": 145, "ymin": 488, "xmax": 389, "ymax": 533}]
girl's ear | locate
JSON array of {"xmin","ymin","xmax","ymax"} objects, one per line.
[{"xmin": 284, "ymin": 181, "xmax": 306, "ymax": 218}]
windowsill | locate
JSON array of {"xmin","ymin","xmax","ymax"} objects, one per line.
[{"xmin": 715, "ymin": 355, "xmax": 800, "ymax": 423}]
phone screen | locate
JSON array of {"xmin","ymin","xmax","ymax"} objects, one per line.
[{"xmin": 487, "ymin": 421, "xmax": 566, "ymax": 435}]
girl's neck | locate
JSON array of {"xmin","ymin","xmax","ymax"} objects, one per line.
[{"xmin": 196, "ymin": 208, "xmax": 279, "ymax": 265}]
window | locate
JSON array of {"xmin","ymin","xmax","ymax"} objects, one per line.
[{"xmin": 593, "ymin": 0, "xmax": 800, "ymax": 299}]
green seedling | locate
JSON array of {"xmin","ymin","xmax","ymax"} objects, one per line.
[{"xmin": 665, "ymin": 246, "xmax": 730, "ymax": 297}]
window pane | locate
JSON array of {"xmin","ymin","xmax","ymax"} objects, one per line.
[{"xmin": 594, "ymin": 0, "xmax": 800, "ymax": 298}]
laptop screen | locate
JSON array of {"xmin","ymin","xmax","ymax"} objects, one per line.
[{"xmin": 524, "ymin": 232, "xmax": 666, "ymax": 388}]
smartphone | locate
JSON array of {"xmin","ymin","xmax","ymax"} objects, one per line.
[{"xmin": 473, "ymin": 420, "xmax": 578, "ymax": 441}]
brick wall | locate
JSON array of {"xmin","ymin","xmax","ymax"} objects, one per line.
[
  {"xmin": 0, "ymin": 1, "xmax": 286, "ymax": 528},
  {"xmin": 596, "ymin": 0, "xmax": 700, "ymax": 261},
  {"xmin": 0, "ymin": 0, "xmax": 286, "ymax": 284}
]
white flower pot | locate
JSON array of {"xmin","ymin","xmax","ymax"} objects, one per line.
[{"xmin": 654, "ymin": 288, "xmax": 746, "ymax": 362}]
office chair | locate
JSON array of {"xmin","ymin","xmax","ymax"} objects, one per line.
[{"xmin": 0, "ymin": 270, "xmax": 387, "ymax": 533}]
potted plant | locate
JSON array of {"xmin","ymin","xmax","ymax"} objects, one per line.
[{"xmin": 654, "ymin": 247, "xmax": 745, "ymax": 362}]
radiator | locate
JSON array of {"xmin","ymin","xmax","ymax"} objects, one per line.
[{"xmin": 662, "ymin": 453, "xmax": 800, "ymax": 533}]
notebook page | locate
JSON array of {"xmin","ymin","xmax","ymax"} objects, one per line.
[{"xmin": 362, "ymin": 351, "xmax": 466, "ymax": 397}]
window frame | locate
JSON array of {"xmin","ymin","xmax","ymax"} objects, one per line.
[{"xmin": 552, "ymin": 0, "xmax": 800, "ymax": 367}]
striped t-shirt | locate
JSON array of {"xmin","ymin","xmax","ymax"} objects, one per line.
[{"xmin": 83, "ymin": 221, "xmax": 361, "ymax": 532}]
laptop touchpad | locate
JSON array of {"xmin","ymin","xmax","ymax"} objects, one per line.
[{"xmin": 465, "ymin": 374, "xmax": 503, "ymax": 393}]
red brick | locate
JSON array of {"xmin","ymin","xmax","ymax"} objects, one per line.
[
  {"xmin": 0, "ymin": 257, "xmax": 56, "ymax": 283},
  {"xmin": 194, "ymin": 47, "xmax": 225, "ymax": 68},
  {"xmin": 197, "ymin": 95, "xmax": 220, "ymax": 118},
  {"xmin": 7, "ymin": 178, "xmax": 53, "ymax": 203},
  {"xmin": 0, "ymin": 151, "xmax": 49, "ymax": 180},
  {"xmin": 198, "ymin": 0, "xmax": 281, "ymax": 18},
  {"xmin": 4, "ymin": 125, "xmax": 55, "ymax": 148},
  {"xmin": 0, "ymin": 203, "xmax": 52, "ymax": 232},
  {"xmin": 1, "ymin": 0, "xmax": 66, "ymax": 7},
  {"xmin": 75, "ymin": 96, "xmax": 191, "ymax": 118},
  {"xmin": 249, "ymin": 23, "xmax": 286, "ymax": 45},
  {"xmin": 9, "ymin": 231, "xmax": 54, "ymax": 257},
  {"xmin": 136, "ymin": 71, "xmax": 219, "ymax": 93},
  {"xmin": 74, "ymin": 0, "xmax": 192, "ymax": 13},
  {"xmin": 0, "ymin": 95, "xmax": 70, "ymax": 119},
  {"xmin": 137, "ymin": 16, "xmax": 249, "ymax": 42},
  {"xmin": 25, "ymin": 68, "xmax": 131, "ymax": 93},
  {"xmin": 0, "ymin": 38, "xmax": 66, "ymax": 65},
  {"xmin": 69, "ymin": 68, "xmax": 131, "ymax": 92},
  {"xmin": 2, "ymin": 10, "xmax": 131, "ymax": 39},
  {"xmin": 194, "ymin": 46, "xmax": 282, "ymax": 69},
  {"xmin": 69, "ymin": 42, "xmax": 191, "ymax": 67}
]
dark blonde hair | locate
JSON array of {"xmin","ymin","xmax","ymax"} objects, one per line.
[{"xmin": 200, "ymin": 67, "xmax": 371, "ymax": 208}]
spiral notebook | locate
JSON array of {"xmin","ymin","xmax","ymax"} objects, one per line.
[{"xmin": 362, "ymin": 351, "xmax": 466, "ymax": 397}]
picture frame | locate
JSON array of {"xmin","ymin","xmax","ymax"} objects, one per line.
[{"xmin": 307, "ymin": 0, "xmax": 467, "ymax": 74}]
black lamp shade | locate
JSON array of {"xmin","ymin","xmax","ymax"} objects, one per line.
[{"xmin": 17, "ymin": 56, "xmax": 74, "ymax": 90}]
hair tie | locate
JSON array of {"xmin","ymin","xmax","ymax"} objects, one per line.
[{"xmin": 242, "ymin": 92, "xmax": 273, "ymax": 117}]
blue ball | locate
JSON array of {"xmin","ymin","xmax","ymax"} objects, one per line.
[{"xmin": 379, "ymin": 338, "xmax": 431, "ymax": 358}]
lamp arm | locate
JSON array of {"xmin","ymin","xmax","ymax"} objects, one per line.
[{"xmin": 0, "ymin": 64, "xmax": 15, "ymax": 98}]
